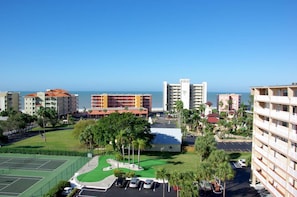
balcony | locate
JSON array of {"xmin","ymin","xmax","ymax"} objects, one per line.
[
  {"xmin": 255, "ymin": 119, "xmax": 269, "ymax": 130},
  {"xmin": 286, "ymin": 183, "xmax": 297, "ymax": 197},
  {"xmin": 255, "ymin": 145, "xmax": 268, "ymax": 157},
  {"xmin": 254, "ymin": 107, "xmax": 270, "ymax": 117},
  {"xmin": 270, "ymin": 110, "xmax": 290, "ymax": 122},
  {"xmin": 270, "ymin": 124, "xmax": 289, "ymax": 139},
  {"xmin": 267, "ymin": 154, "xmax": 287, "ymax": 172},
  {"xmin": 254, "ymin": 157, "xmax": 268, "ymax": 172},
  {"xmin": 288, "ymin": 149, "xmax": 297, "ymax": 161},
  {"xmin": 266, "ymin": 167, "xmax": 286, "ymax": 187},
  {"xmin": 265, "ymin": 182, "xmax": 283, "ymax": 197},
  {"xmin": 269, "ymin": 140, "xmax": 288, "ymax": 156},
  {"xmin": 290, "ymin": 97, "xmax": 297, "ymax": 105},
  {"xmin": 255, "ymin": 95, "xmax": 270, "ymax": 103},
  {"xmin": 290, "ymin": 132, "xmax": 297, "ymax": 145},
  {"xmin": 253, "ymin": 170, "xmax": 267, "ymax": 185},
  {"xmin": 291, "ymin": 114, "xmax": 297, "ymax": 124},
  {"xmin": 270, "ymin": 96, "xmax": 290, "ymax": 105},
  {"xmin": 287, "ymin": 167, "xmax": 297, "ymax": 182},
  {"xmin": 254, "ymin": 132, "xmax": 269, "ymax": 144}
]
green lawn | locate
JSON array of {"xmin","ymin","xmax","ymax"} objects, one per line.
[
  {"xmin": 8, "ymin": 129, "xmax": 85, "ymax": 152},
  {"xmin": 77, "ymin": 152, "xmax": 199, "ymax": 182}
]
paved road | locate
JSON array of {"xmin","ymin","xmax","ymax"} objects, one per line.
[
  {"xmin": 183, "ymin": 136, "xmax": 252, "ymax": 152},
  {"xmin": 217, "ymin": 142, "xmax": 252, "ymax": 152}
]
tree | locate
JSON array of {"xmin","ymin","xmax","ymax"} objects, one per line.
[
  {"xmin": 194, "ymin": 132, "xmax": 216, "ymax": 161},
  {"xmin": 168, "ymin": 171, "xmax": 181, "ymax": 197},
  {"xmin": 207, "ymin": 149, "xmax": 229, "ymax": 168},
  {"xmin": 216, "ymin": 162, "xmax": 235, "ymax": 197},
  {"xmin": 136, "ymin": 139, "xmax": 146, "ymax": 167},
  {"xmin": 116, "ymin": 129, "xmax": 128, "ymax": 160},
  {"xmin": 156, "ymin": 168, "xmax": 169, "ymax": 197},
  {"xmin": 175, "ymin": 100, "xmax": 184, "ymax": 128},
  {"xmin": 37, "ymin": 107, "xmax": 58, "ymax": 128},
  {"xmin": 73, "ymin": 119, "xmax": 96, "ymax": 139},
  {"xmin": 79, "ymin": 125, "xmax": 96, "ymax": 150}
]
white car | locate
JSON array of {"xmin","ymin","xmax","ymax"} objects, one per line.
[
  {"xmin": 238, "ymin": 159, "xmax": 247, "ymax": 167},
  {"xmin": 129, "ymin": 177, "xmax": 140, "ymax": 188},
  {"xmin": 143, "ymin": 179, "xmax": 154, "ymax": 189}
]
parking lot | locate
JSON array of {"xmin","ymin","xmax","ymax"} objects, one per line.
[
  {"xmin": 75, "ymin": 166, "xmax": 260, "ymax": 197},
  {"xmin": 77, "ymin": 180, "xmax": 177, "ymax": 197}
]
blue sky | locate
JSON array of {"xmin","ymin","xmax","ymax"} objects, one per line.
[{"xmin": 0, "ymin": 0, "xmax": 296, "ymax": 92}]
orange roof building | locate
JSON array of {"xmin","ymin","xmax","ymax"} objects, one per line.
[{"xmin": 24, "ymin": 89, "xmax": 78, "ymax": 117}]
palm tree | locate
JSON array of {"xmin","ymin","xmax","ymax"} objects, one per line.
[
  {"xmin": 132, "ymin": 140, "xmax": 138, "ymax": 164},
  {"xmin": 168, "ymin": 171, "xmax": 181, "ymax": 197},
  {"xmin": 207, "ymin": 149, "xmax": 229, "ymax": 168},
  {"xmin": 156, "ymin": 168, "xmax": 169, "ymax": 197},
  {"xmin": 216, "ymin": 162, "xmax": 235, "ymax": 197},
  {"xmin": 137, "ymin": 138, "xmax": 146, "ymax": 167},
  {"xmin": 175, "ymin": 100, "xmax": 184, "ymax": 128},
  {"xmin": 116, "ymin": 129, "xmax": 128, "ymax": 160},
  {"xmin": 194, "ymin": 132, "xmax": 216, "ymax": 161},
  {"xmin": 37, "ymin": 107, "xmax": 47, "ymax": 142},
  {"xmin": 79, "ymin": 125, "xmax": 95, "ymax": 150}
]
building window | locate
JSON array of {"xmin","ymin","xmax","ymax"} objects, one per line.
[
  {"xmin": 281, "ymin": 121, "xmax": 288, "ymax": 127},
  {"xmin": 292, "ymin": 143, "xmax": 297, "ymax": 152},
  {"xmin": 293, "ymin": 106, "xmax": 297, "ymax": 115}
]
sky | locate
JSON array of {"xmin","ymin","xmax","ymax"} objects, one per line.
[{"xmin": 0, "ymin": 0, "xmax": 296, "ymax": 93}]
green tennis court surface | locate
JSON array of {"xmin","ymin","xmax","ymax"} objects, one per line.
[
  {"xmin": 0, "ymin": 157, "xmax": 66, "ymax": 171},
  {"xmin": 0, "ymin": 154, "xmax": 89, "ymax": 197},
  {"xmin": 0, "ymin": 175, "xmax": 42, "ymax": 196}
]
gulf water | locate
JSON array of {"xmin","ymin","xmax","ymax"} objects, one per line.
[{"xmin": 20, "ymin": 91, "xmax": 251, "ymax": 110}]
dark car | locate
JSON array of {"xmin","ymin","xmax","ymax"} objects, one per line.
[{"xmin": 115, "ymin": 177, "xmax": 128, "ymax": 188}]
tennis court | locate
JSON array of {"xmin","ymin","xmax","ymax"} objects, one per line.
[
  {"xmin": 0, "ymin": 156, "xmax": 66, "ymax": 171},
  {"xmin": 0, "ymin": 175, "xmax": 42, "ymax": 196},
  {"xmin": 0, "ymin": 154, "xmax": 88, "ymax": 197}
]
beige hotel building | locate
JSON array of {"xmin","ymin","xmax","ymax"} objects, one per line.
[
  {"xmin": 163, "ymin": 79, "xmax": 207, "ymax": 112},
  {"xmin": 251, "ymin": 84, "xmax": 297, "ymax": 197},
  {"xmin": 24, "ymin": 89, "xmax": 78, "ymax": 117}
]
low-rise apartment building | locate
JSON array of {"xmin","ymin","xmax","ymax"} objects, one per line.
[
  {"xmin": 89, "ymin": 94, "xmax": 152, "ymax": 118},
  {"xmin": 24, "ymin": 89, "xmax": 78, "ymax": 117},
  {"xmin": 251, "ymin": 84, "xmax": 297, "ymax": 197},
  {"xmin": 0, "ymin": 91, "xmax": 20, "ymax": 112},
  {"xmin": 217, "ymin": 93, "xmax": 241, "ymax": 113}
]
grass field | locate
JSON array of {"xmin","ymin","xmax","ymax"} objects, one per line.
[
  {"xmin": 78, "ymin": 152, "xmax": 209, "ymax": 182},
  {"xmin": 8, "ymin": 129, "xmax": 86, "ymax": 152}
]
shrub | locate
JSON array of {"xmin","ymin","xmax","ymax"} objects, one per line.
[
  {"xmin": 125, "ymin": 171, "xmax": 135, "ymax": 178},
  {"xmin": 114, "ymin": 169, "xmax": 125, "ymax": 178},
  {"xmin": 44, "ymin": 180, "xmax": 70, "ymax": 197}
]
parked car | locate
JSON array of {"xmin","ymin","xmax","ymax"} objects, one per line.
[
  {"xmin": 61, "ymin": 187, "xmax": 72, "ymax": 196},
  {"xmin": 115, "ymin": 177, "xmax": 128, "ymax": 188},
  {"xmin": 143, "ymin": 179, "xmax": 154, "ymax": 189},
  {"xmin": 129, "ymin": 177, "xmax": 140, "ymax": 188},
  {"xmin": 238, "ymin": 159, "xmax": 247, "ymax": 167}
]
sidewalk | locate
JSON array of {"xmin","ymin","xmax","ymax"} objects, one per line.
[{"xmin": 70, "ymin": 156, "xmax": 117, "ymax": 190}]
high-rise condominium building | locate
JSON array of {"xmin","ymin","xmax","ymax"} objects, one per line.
[
  {"xmin": 163, "ymin": 79, "xmax": 207, "ymax": 112},
  {"xmin": 217, "ymin": 93, "xmax": 241, "ymax": 113},
  {"xmin": 0, "ymin": 91, "xmax": 20, "ymax": 112},
  {"xmin": 251, "ymin": 84, "xmax": 297, "ymax": 197},
  {"xmin": 24, "ymin": 89, "xmax": 78, "ymax": 117}
]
